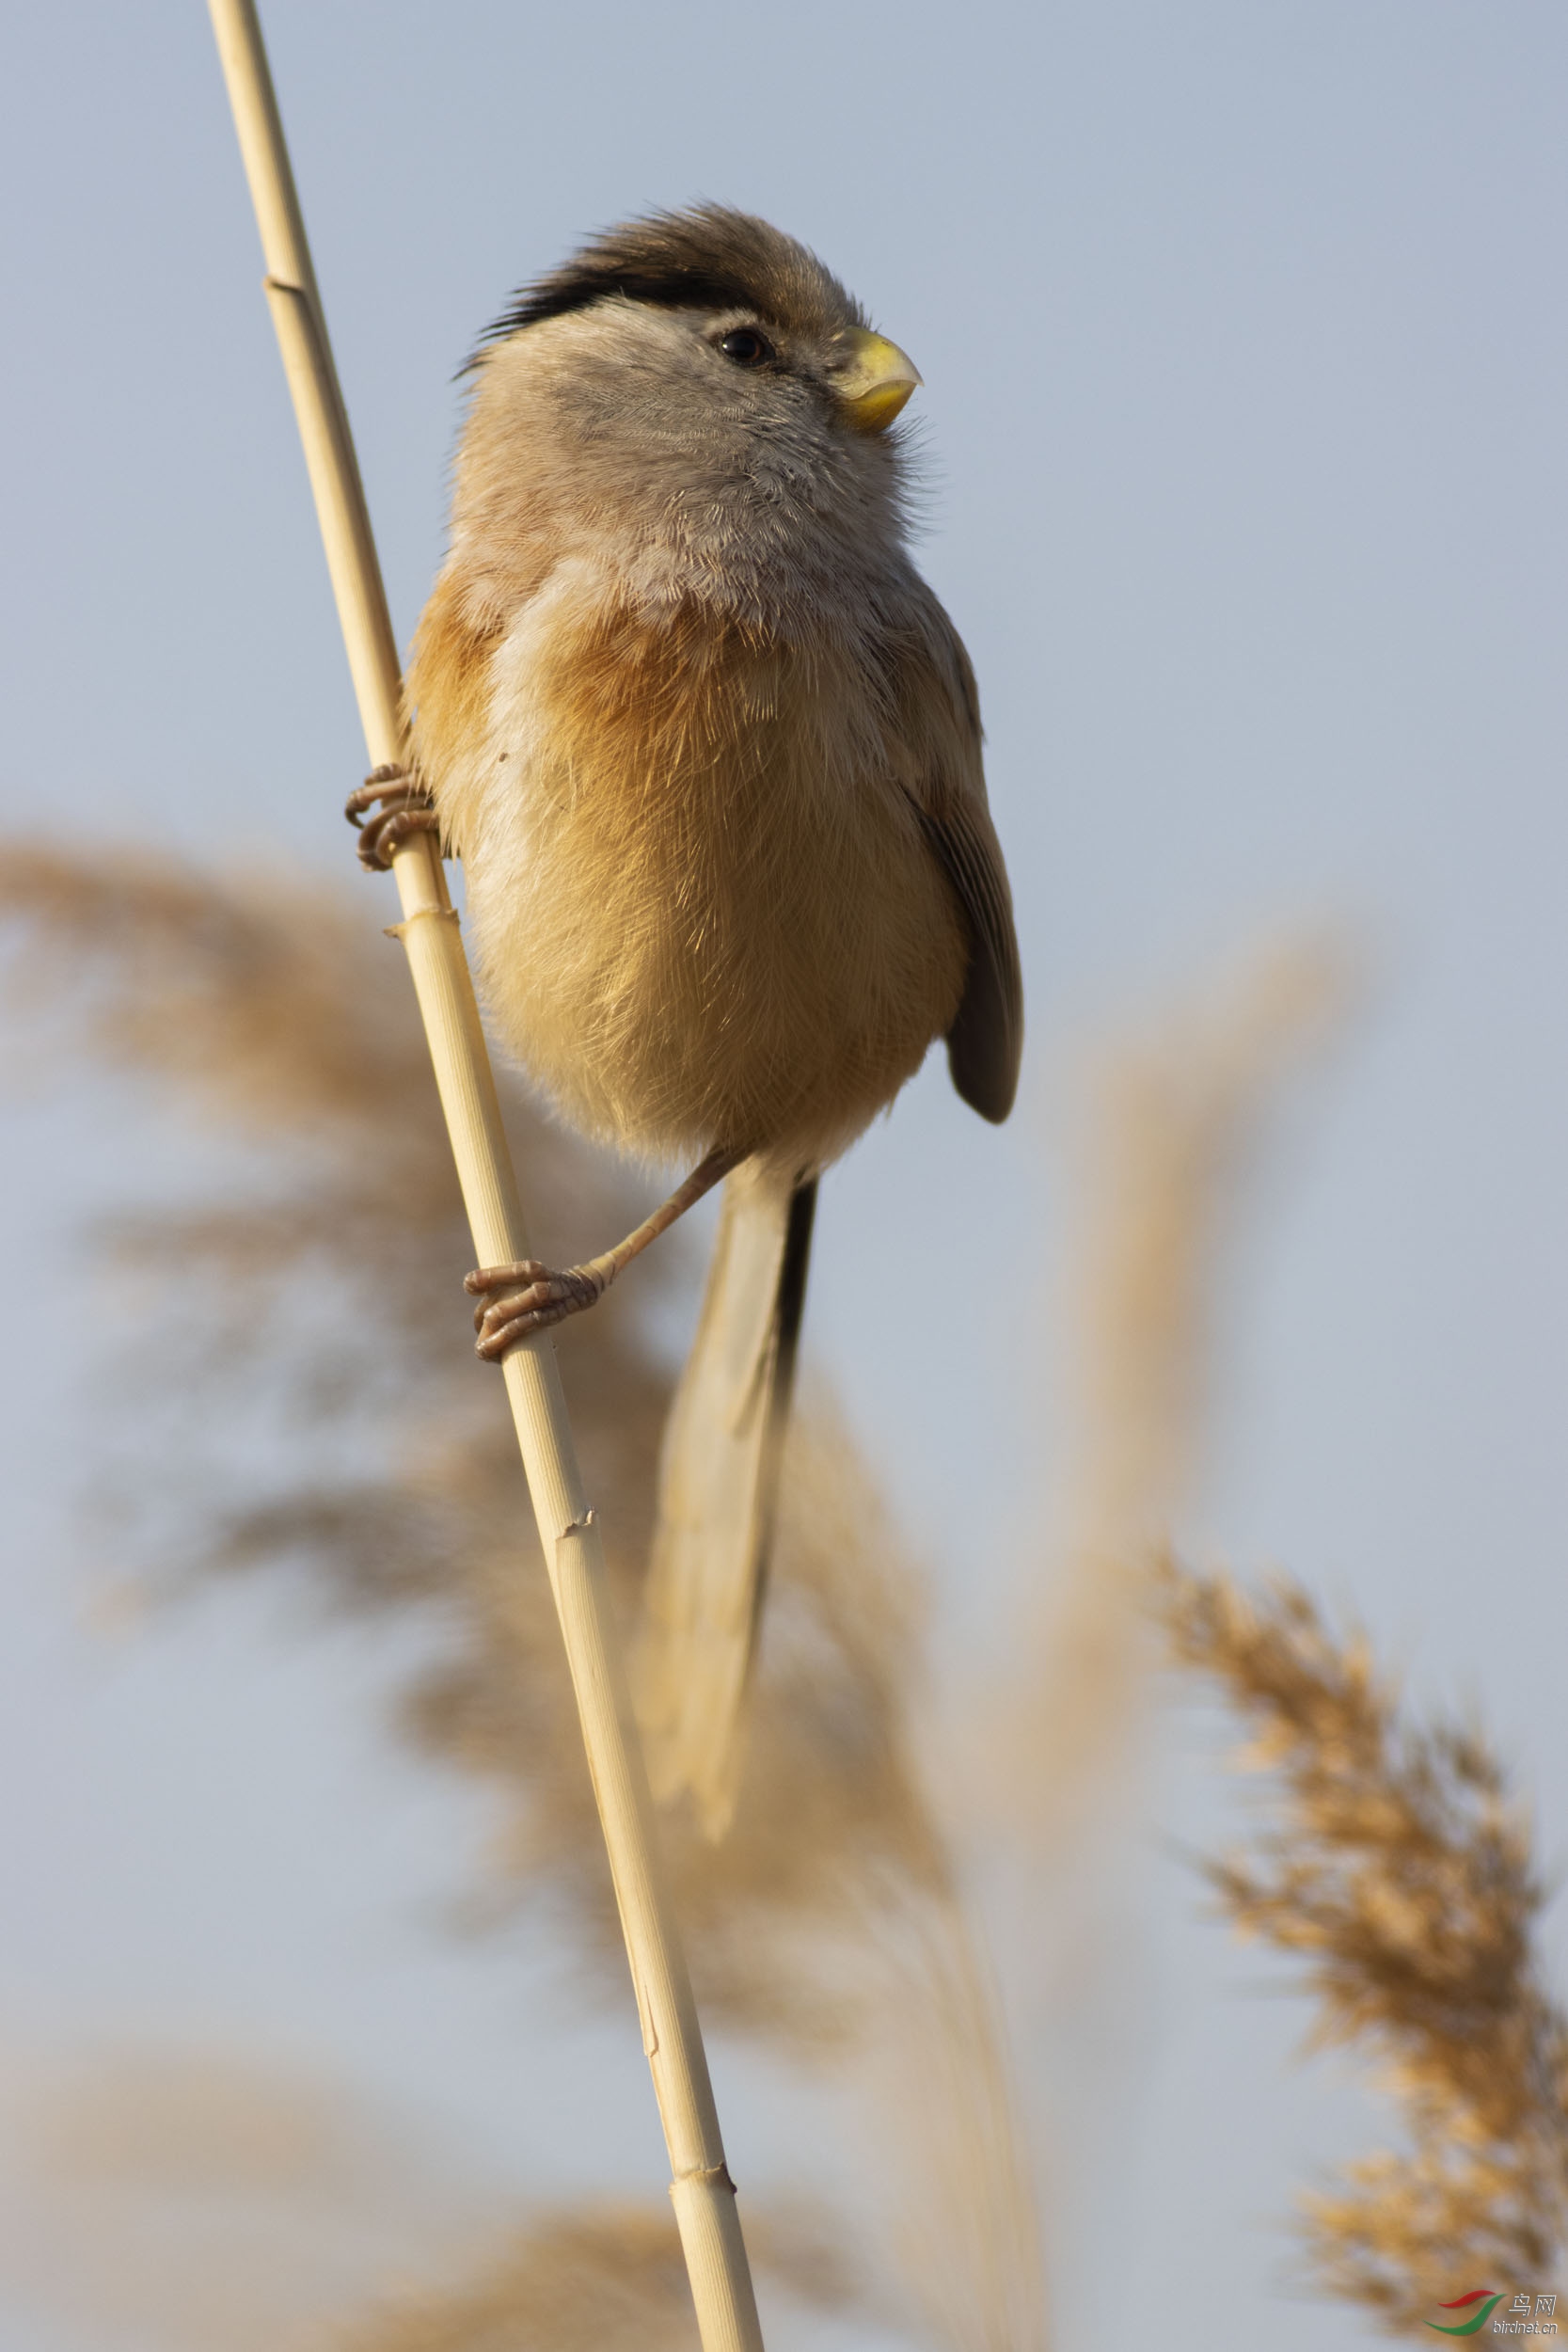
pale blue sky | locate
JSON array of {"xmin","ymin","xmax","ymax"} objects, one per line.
[{"xmin": 3, "ymin": 3, "xmax": 1567, "ymax": 2345}]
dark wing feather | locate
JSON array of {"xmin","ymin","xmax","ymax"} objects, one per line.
[
  {"xmin": 916, "ymin": 795, "xmax": 1022, "ymax": 1122},
  {"xmin": 892, "ymin": 596, "xmax": 1023, "ymax": 1124}
]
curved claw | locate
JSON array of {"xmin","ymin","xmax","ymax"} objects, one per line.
[
  {"xmin": 464, "ymin": 1260, "xmax": 609, "ymax": 1359},
  {"xmin": 345, "ymin": 764, "xmax": 439, "ymax": 870}
]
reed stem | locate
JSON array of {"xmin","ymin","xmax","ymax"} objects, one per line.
[{"xmin": 204, "ymin": 8, "xmax": 764, "ymax": 2344}]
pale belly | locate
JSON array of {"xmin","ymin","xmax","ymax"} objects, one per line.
[{"xmin": 437, "ymin": 595, "xmax": 968, "ymax": 1173}]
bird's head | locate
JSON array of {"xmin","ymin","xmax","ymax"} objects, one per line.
[{"xmin": 454, "ymin": 206, "xmax": 923, "ymax": 596}]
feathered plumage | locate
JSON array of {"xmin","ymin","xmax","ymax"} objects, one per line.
[{"xmin": 406, "ymin": 206, "xmax": 1022, "ymax": 1824}]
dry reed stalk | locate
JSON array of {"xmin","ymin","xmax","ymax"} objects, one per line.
[
  {"xmin": 204, "ymin": 7, "xmax": 761, "ymax": 2342},
  {"xmin": 0, "ymin": 840, "xmax": 1048, "ymax": 2349},
  {"xmin": 1159, "ymin": 1557, "xmax": 1568, "ymax": 2328}
]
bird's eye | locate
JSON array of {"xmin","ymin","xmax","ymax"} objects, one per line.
[{"xmin": 718, "ymin": 326, "xmax": 773, "ymax": 366}]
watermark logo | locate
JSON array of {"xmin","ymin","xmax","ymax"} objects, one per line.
[
  {"xmin": 1427, "ymin": 2295, "xmax": 1507, "ymax": 2336},
  {"xmin": 1425, "ymin": 2292, "xmax": 1559, "ymax": 2337}
]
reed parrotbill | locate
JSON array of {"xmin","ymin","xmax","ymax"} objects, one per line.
[{"xmin": 352, "ymin": 206, "xmax": 1022, "ymax": 1835}]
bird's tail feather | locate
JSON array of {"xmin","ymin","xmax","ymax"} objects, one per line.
[{"xmin": 632, "ymin": 1162, "xmax": 816, "ymax": 1840}]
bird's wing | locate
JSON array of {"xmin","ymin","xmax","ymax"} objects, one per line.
[{"xmin": 891, "ymin": 596, "xmax": 1023, "ymax": 1124}]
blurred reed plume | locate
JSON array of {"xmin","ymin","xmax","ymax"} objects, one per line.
[
  {"xmin": 1037, "ymin": 934, "xmax": 1567, "ymax": 2320},
  {"xmin": 991, "ymin": 936, "xmax": 1351, "ymax": 1853},
  {"xmin": 1160, "ymin": 1558, "xmax": 1568, "ymax": 2329},
  {"xmin": 7, "ymin": 843, "xmax": 1563, "ymax": 2347},
  {"xmin": 970, "ymin": 934, "xmax": 1354, "ymax": 2313},
  {"xmin": 341, "ymin": 2206, "xmax": 721, "ymax": 2352},
  {"xmin": 0, "ymin": 2041, "xmax": 505, "ymax": 2352},
  {"xmin": 1063, "ymin": 939, "xmax": 1348, "ymax": 1567},
  {"xmin": 341, "ymin": 2202, "xmax": 859, "ymax": 2352},
  {"xmin": 0, "ymin": 842, "xmax": 1044, "ymax": 2352}
]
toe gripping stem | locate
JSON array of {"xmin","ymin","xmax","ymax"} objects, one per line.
[
  {"xmin": 345, "ymin": 765, "xmax": 440, "ymax": 870},
  {"xmin": 467, "ymin": 1260, "xmax": 612, "ymax": 1359}
]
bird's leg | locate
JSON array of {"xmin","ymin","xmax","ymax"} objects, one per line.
[
  {"xmin": 345, "ymin": 764, "xmax": 440, "ymax": 870},
  {"xmin": 466, "ymin": 1144, "xmax": 747, "ymax": 1360}
]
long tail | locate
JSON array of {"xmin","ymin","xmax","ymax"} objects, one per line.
[{"xmin": 632, "ymin": 1162, "xmax": 816, "ymax": 1840}]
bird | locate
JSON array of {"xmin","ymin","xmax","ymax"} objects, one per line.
[{"xmin": 349, "ymin": 205, "xmax": 1022, "ymax": 1837}]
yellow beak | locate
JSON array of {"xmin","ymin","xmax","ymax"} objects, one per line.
[{"xmin": 832, "ymin": 327, "xmax": 922, "ymax": 432}]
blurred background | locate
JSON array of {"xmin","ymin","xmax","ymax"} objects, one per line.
[{"xmin": 2, "ymin": 2, "xmax": 1566, "ymax": 2345}]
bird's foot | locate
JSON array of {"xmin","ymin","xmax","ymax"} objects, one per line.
[
  {"xmin": 465, "ymin": 1259, "xmax": 610, "ymax": 1359},
  {"xmin": 345, "ymin": 765, "xmax": 439, "ymax": 870}
]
